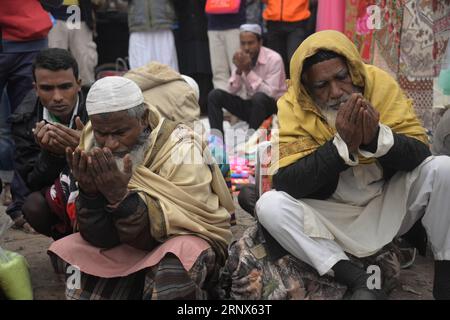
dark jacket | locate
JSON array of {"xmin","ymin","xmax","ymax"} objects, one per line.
[
  {"xmin": 76, "ymin": 191, "xmax": 157, "ymax": 251},
  {"xmin": 127, "ymin": 0, "xmax": 176, "ymax": 33},
  {"xmin": 9, "ymin": 90, "xmax": 88, "ymax": 192},
  {"xmin": 273, "ymin": 131, "xmax": 431, "ymax": 200}
]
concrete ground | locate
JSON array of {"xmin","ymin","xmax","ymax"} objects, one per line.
[{"xmin": 0, "ymin": 201, "xmax": 434, "ymax": 300}]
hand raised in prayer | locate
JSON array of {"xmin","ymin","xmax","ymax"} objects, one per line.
[
  {"xmin": 33, "ymin": 117, "xmax": 84, "ymax": 155},
  {"xmin": 46, "ymin": 117, "xmax": 85, "ymax": 152},
  {"xmin": 66, "ymin": 147, "xmax": 98, "ymax": 196},
  {"xmin": 336, "ymin": 93, "xmax": 364, "ymax": 153},
  {"xmin": 33, "ymin": 121, "xmax": 66, "ymax": 155},
  {"xmin": 88, "ymin": 147, "xmax": 133, "ymax": 205},
  {"xmin": 233, "ymin": 51, "xmax": 252, "ymax": 75},
  {"xmin": 360, "ymin": 100, "xmax": 380, "ymax": 145}
]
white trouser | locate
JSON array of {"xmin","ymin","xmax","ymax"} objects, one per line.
[
  {"xmin": 256, "ymin": 156, "xmax": 450, "ymax": 275},
  {"xmin": 128, "ymin": 30, "xmax": 179, "ymax": 72},
  {"xmin": 207, "ymin": 29, "xmax": 240, "ymax": 91},
  {"xmin": 48, "ymin": 20, "xmax": 98, "ymax": 85}
]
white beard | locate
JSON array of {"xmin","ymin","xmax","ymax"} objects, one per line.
[
  {"xmin": 320, "ymin": 106, "xmax": 338, "ymax": 130},
  {"xmin": 93, "ymin": 129, "xmax": 151, "ymax": 173},
  {"xmin": 114, "ymin": 140, "xmax": 149, "ymax": 173}
]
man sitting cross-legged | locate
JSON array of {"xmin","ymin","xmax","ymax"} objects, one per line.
[{"xmin": 47, "ymin": 76, "xmax": 234, "ymax": 300}]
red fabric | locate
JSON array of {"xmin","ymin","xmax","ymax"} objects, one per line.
[
  {"xmin": 45, "ymin": 179, "xmax": 74, "ymax": 236},
  {"xmin": 0, "ymin": 0, "xmax": 52, "ymax": 41},
  {"xmin": 48, "ymin": 234, "xmax": 211, "ymax": 277},
  {"xmin": 205, "ymin": 0, "xmax": 241, "ymax": 14}
]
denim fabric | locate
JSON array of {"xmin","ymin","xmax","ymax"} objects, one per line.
[
  {"xmin": 5, "ymin": 172, "xmax": 30, "ymax": 220},
  {"xmin": 0, "ymin": 89, "xmax": 14, "ymax": 182}
]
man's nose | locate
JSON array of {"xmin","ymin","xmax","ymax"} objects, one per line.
[
  {"xmin": 329, "ymin": 81, "xmax": 343, "ymax": 99},
  {"xmin": 104, "ymin": 135, "xmax": 119, "ymax": 150},
  {"xmin": 52, "ymin": 89, "xmax": 63, "ymax": 102}
]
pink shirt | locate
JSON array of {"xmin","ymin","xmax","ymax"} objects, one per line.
[{"xmin": 228, "ymin": 46, "xmax": 287, "ymax": 100}]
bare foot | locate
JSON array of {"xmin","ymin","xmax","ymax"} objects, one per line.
[{"xmin": 12, "ymin": 215, "xmax": 38, "ymax": 234}]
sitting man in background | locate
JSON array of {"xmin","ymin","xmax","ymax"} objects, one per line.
[
  {"xmin": 256, "ymin": 30, "xmax": 450, "ymax": 300},
  {"xmin": 207, "ymin": 23, "xmax": 287, "ymax": 136},
  {"xmin": 48, "ymin": 76, "xmax": 234, "ymax": 299},
  {"xmin": 10, "ymin": 48, "xmax": 88, "ymax": 238}
]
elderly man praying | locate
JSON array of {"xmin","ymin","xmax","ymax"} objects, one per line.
[
  {"xmin": 256, "ymin": 31, "xmax": 450, "ymax": 300},
  {"xmin": 47, "ymin": 76, "xmax": 234, "ymax": 300}
]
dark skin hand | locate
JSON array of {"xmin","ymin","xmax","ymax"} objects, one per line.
[
  {"xmin": 336, "ymin": 93, "xmax": 364, "ymax": 153},
  {"xmin": 88, "ymin": 147, "xmax": 133, "ymax": 205},
  {"xmin": 361, "ymin": 100, "xmax": 380, "ymax": 145},
  {"xmin": 66, "ymin": 146, "xmax": 133, "ymax": 204},
  {"xmin": 66, "ymin": 146, "xmax": 99, "ymax": 196},
  {"xmin": 34, "ymin": 116, "xmax": 84, "ymax": 155},
  {"xmin": 336, "ymin": 93, "xmax": 380, "ymax": 153},
  {"xmin": 233, "ymin": 50, "xmax": 252, "ymax": 75}
]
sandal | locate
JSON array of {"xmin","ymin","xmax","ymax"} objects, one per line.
[{"xmin": 12, "ymin": 215, "xmax": 37, "ymax": 234}]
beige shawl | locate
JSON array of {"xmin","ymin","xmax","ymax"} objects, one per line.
[{"xmin": 79, "ymin": 109, "xmax": 234, "ymax": 262}]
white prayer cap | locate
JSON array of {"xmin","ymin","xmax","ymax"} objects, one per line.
[
  {"xmin": 86, "ymin": 76, "xmax": 144, "ymax": 116},
  {"xmin": 181, "ymin": 75, "xmax": 200, "ymax": 102},
  {"xmin": 239, "ymin": 24, "xmax": 262, "ymax": 36}
]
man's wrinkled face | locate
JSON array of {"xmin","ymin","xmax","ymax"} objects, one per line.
[
  {"xmin": 34, "ymin": 68, "xmax": 81, "ymax": 122},
  {"xmin": 303, "ymin": 57, "xmax": 360, "ymax": 110},
  {"xmin": 91, "ymin": 110, "xmax": 148, "ymax": 158},
  {"xmin": 240, "ymin": 32, "xmax": 262, "ymax": 61}
]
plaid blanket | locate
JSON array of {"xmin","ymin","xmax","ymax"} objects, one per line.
[
  {"xmin": 216, "ymin": 224, "xmax": 401, "ymax": 300},
  {"xmin": 49, "ymin": 247, "xmax": 218, "ymax": 300}
]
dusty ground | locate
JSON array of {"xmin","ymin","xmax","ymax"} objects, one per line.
[{"xmin": 0, "ymin": 201, "xmax": 434, "ymax": 300}]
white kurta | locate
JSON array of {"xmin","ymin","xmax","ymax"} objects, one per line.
[{"xmin": 257, "ymin": 124, "xmax": 450, "ymax": 275}]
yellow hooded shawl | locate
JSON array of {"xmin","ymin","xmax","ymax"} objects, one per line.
[
  {"xmin": 275, "ymin": 30, "xmax": 428, "ymax": 170},
  {"xmin": 79, "ymin": 108, "xmax": 234, "ymax": 262}
]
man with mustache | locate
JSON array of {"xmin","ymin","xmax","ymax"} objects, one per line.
[
  {"xmin": 9, "ymin": 48, "xmax": 88, "ymax": 236},
  {"xmin": 47, "ymin": 76, "xmax": 234, "ymax": 299},
  {"xmin": 255, "ymin": 31, "xmax": 450, "ymax": 299}
]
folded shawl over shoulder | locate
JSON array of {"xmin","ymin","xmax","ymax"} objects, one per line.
[
  {"xmin": 124, "ymin": 62, "xmax": 200, "ymax": 123},
  {"xmin": 78, "ymin": 108, "xmax": 234, "ymax": 263},
  {"xmin": 274, "ymin": 30, "xmax": 428, "ymax": 171}
]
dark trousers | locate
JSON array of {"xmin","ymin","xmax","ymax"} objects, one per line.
[
  {"xmin": 5, "ymin": 172, "xmax": 29, "ymax": 220},
  {"xmin": 266, "ymin": 20, "xmax": 309, "ymax": 78},
  {"xmin": 0, "ymin": 52, "xmax": 38, "ymax": 113},
  {"xmin": 207, "ymin": 89, "xmax": 277, "ymax": 134},
  {"xmin": 237, "ymin": 184, "xmax": 257, "ymax": 216}
]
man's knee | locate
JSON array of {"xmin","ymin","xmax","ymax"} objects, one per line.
[
  {"xmin": 427, "ymin": 156, "xmax": 450, "ymax": 183},
  {"xmin": 251, "ymin": 92, "xmax": 271, "ymax": 104},
  {"xmin": 238, "ymin": 184, "xmax": 257, "ymax": 215},
  {"xmin": 22, "ymin": 191, "xmax": 53, "ymax": 236},
  {"xmin": 255, "ymin": 190, "xmax": 286, "ymax": 231},
  {"xmin": 208, "ymin": 89, "xmax": 228, "ymax": 106}
]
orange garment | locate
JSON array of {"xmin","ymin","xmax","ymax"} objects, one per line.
[{"xmin": 262, "ymin": 0, "xmax": 310, "ymax": 22}]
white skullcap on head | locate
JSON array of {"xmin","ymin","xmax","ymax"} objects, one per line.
[
  {"xmin": 240, "ymin": 24, "xmax": 262, "ymax": 36},
  {"xmin": 86, "ymin": 76, "xmax": 144, "ymax": 116},
  {"xmin": 181, "ymin": 75, "xmax": 200, "ymax": 102}
]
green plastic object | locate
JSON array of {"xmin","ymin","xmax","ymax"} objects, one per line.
[
  {"xmin": 438, "ymin": 68, "xmax": 450, "ymax": 96},
  {"xmin": 0, "ymin": 250, "xmax": 33, "ymax": 300}
]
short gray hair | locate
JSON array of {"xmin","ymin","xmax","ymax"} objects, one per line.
[
  {"xmin": 96, "ymin": 103, "xmax": 148, "ymax": 120},
  {"xmin": 126, "ymin": 103, "xmax": 148, "ymax": 119}
]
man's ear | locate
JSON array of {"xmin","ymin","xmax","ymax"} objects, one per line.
[
  {"xmin": 32, "ymin": 82, "xmax": 37, "ymax": 91},
  {"xmin": 77, "ymin": 78, "xmax": 82, "ymax": 91},
  {"xmin": 141, "ymin": 107, "xmax": 150, "ymax": 126}
]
